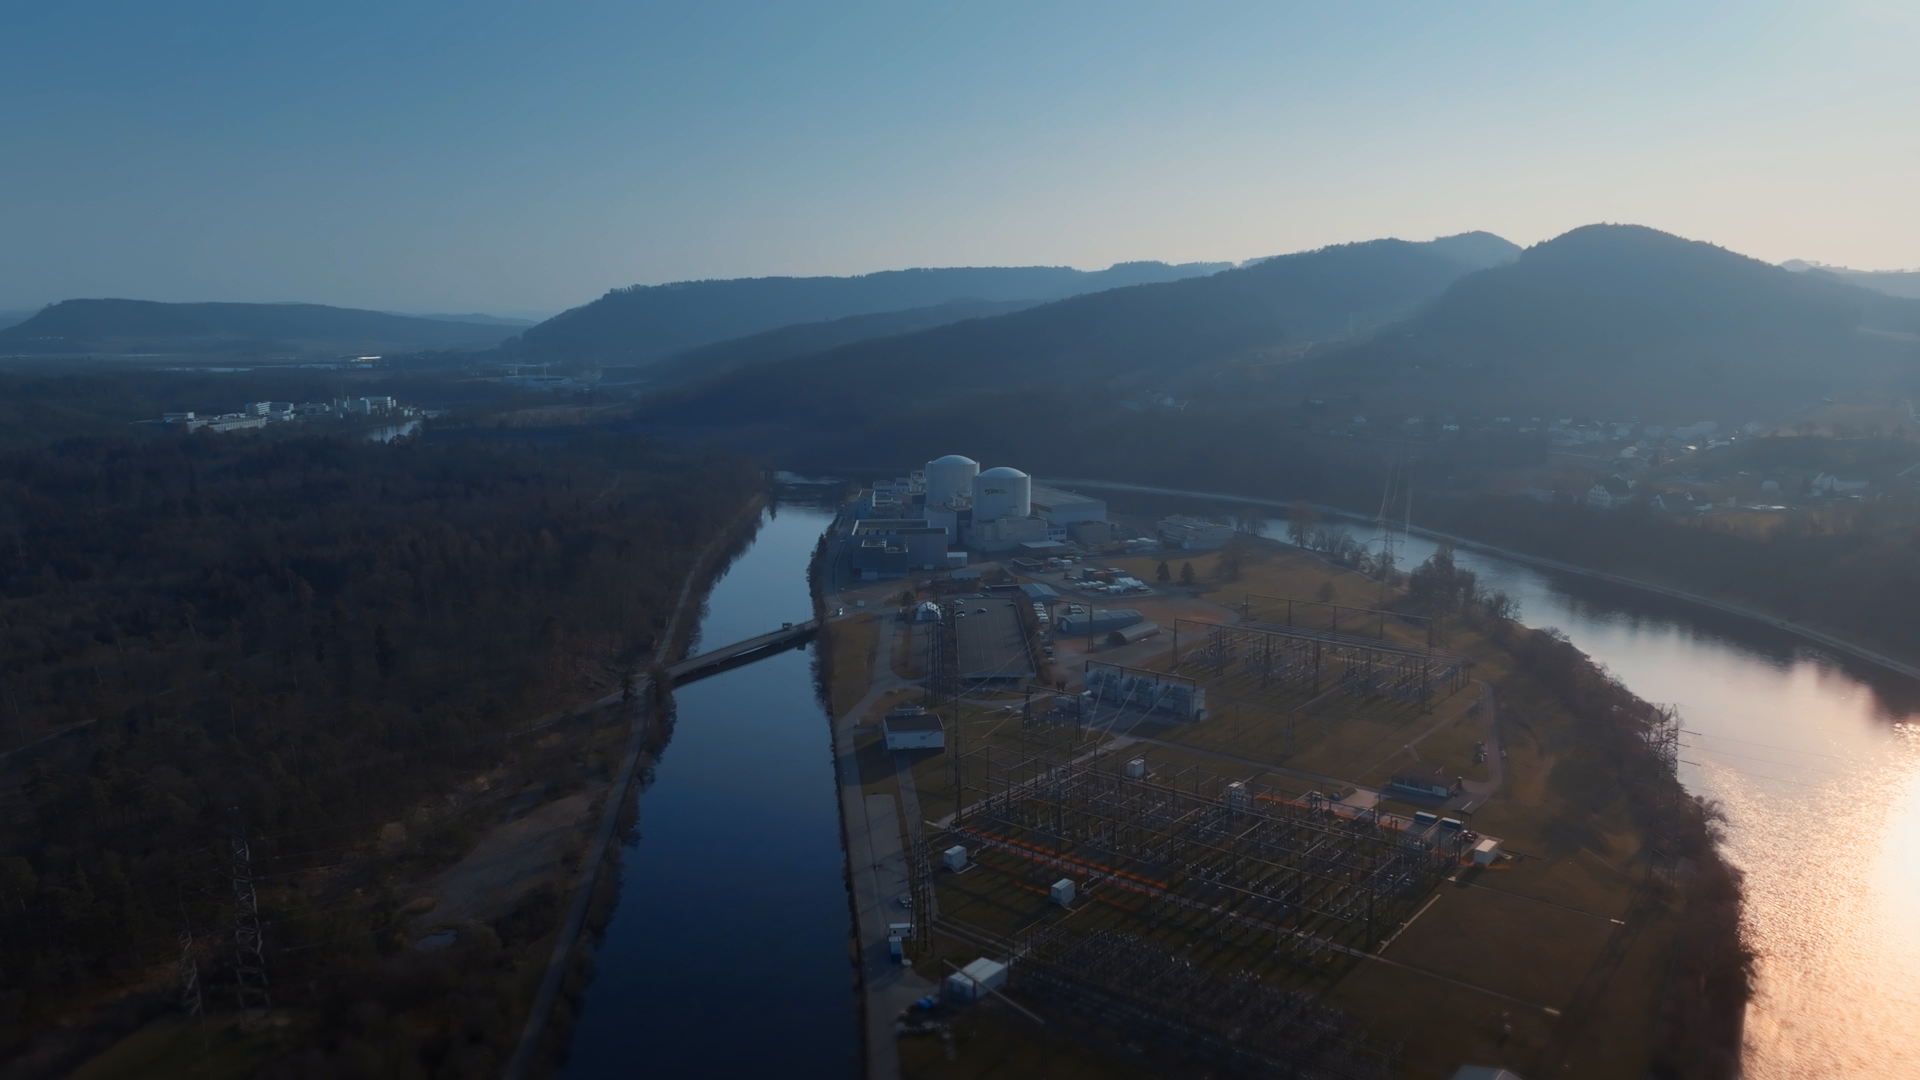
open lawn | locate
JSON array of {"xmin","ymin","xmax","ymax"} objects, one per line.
[{"xmin": 848, "ymin": 539, "xmax": 1687, "ymax": 1078}]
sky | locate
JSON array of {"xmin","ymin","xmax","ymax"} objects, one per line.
[{"xmin": 2, "ymin": 1, "xmax": 1917, "ymax": 317}]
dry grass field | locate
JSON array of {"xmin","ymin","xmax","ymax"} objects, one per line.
[{"xmin": 854, "ymin": 539, "xmax": 1684, "ymax": 1078}]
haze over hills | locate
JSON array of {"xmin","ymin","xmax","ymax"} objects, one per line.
[
  {"xmin": 649, "ymin": 232, "xmax": 1520, "ymax": 429},
  {"xmin": 0, "ymin": 299, "xmax": 524, "ymax": 357},
  {"xmin": 638, "ymin": 297, "xmax": 1043, "ymax": 388},
  {"xmin": 506, "ymin": 260, "xmax": 1234, "ymax": 363},
  {"xmin": 1298, "ymin": 225, "xmax": 1920, "ymax": 421},
  {"xmin": 1783, "ymin": 260, "xmax": 1920, "ymax": 301}
]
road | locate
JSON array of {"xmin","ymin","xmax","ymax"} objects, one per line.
[{"xmin": 1050, "ymin": 477, "xmax": 1920, "ymax": 683}]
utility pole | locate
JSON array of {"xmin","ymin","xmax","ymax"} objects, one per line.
[{"xmin": 229, "ymin": 809, "xmax": 271, "ymax": 1024}]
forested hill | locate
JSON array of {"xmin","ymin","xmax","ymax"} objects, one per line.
[
  {"xmin": 649, "ymin": 232, "xmax": 1519, "ymax": 427},
  {"xmin": 639, "ymin": 297, "xmax": 1041, "ymax": 388},
  {"xmin": 0, "ymin": 299, "xmax": 521, "ymax": 356},
  {"xmin": 0, "ymin": 426, "xmax": 758, "ymax": 1073},
  {"xmin": 505, "ymin": 259, "xmax": 1233, "ymax": 363},
  {"xmin": 1283, "ymin": 224, "xmax": 1920, "ymax": 420}
]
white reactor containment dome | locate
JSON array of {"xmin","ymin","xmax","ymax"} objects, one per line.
[
  {"xmin": 972, "ymin": 466, "xmax": 1031, "ymax": 522},
  {"xmin": 924, "ymin": 454, "xmax": 979, "ymax": 507}
]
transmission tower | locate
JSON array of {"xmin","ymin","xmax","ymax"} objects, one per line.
[
  {"xmin": 1644, "ymin": 706, "xmax": 1683, "ymax": 884},
  {"xmin": 177, "ymin": 928, "xmax": 204, "ymax": 1019},
  {"xmin": 228, "ymin": 810, "xmax": 272, "ymax": 1021}
]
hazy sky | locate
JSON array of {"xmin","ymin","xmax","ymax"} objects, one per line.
[{"xmin": 3, "ymin": 1, "xmax": 1916, "ymax": 316}]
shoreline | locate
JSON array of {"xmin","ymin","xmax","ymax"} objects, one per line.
[
  {"xmin": 504, "ymin": 490, "xmax": 772, "ymax": 1078},
  {"xmin": 1048, "ymin": 477, "xmax": 1920, "ymax": 684}
]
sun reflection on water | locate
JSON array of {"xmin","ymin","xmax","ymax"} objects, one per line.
[{"xmin": 1709, "ymin": 726, "xmax": 1920, "ymax": 1077}]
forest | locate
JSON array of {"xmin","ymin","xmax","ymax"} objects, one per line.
[{"xmin": 0, "ymin": 420, "xmax": 759, "ymax": 1075}]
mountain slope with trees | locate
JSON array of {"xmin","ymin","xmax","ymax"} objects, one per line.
[
  {"xmin": 0, "ymin": 300, "xmax": 520, "ymax": 357},
  {"xmin": 505, "ymin": 260, "xmax": 1233, "ymax": 363},
  {"xmin": 1284, "ymin": 224, "xmax": 1920, "ymax": 421},
  {"xmin": 647, "ymin": 232, "xmax": 1519, "ymax": 432}
]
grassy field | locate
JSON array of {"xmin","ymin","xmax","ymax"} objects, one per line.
[
  {"xmin": 829, "ymin": 612, "xmax": 881, "ymax": 718},
  {"xmin": 884, "ymin": 537, "xmax": 1689, "ymax": 1078}
]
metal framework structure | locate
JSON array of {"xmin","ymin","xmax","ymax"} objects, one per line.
[
  {"xmin": 1013, "ymin": 927, "xmax": 1399, "ymax": 1080},
  {"xmin": 1171, "ymin": 619, "xmax": 1472, "ymax": 708},
  {"xmin": 1643, "ymin": 704, "xmax": 1683, "ymax": 884},
  {"xmin": 948, "ymin": 750, "xmax": 1463, "ymax": 958},
  {"xmin": 228, "ymin": 812, "xmax": 271, "ymax": 1021},
  {"xmin": 1240, "ymin": 593, "xmax": 1434, "ymax": 647}
]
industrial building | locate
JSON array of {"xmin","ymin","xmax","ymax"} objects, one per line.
[
  {"xmin": 1158, "ymin": 515, "xmax": 1236, "ymax": 551},
  {"xmin": 881, "ymin": 705, "xmax": 944, "ymax": 751},
  {"xmin": 1083, "ymin": 662, "xmax": 1205, "ymax": 720},
  {"xmin": 849, "ymin": 518, "xmax": 949, "ymax": 579},
  {"xmin": 851, "ymin": 454, "xmax": 1117, "ymax": 564},
  {"xmin": 1056, "ymin": 608, "xmax": 1144, "ymax": 636},
  {"xmin": 1388, "ymin": 762, "xmax": 1462, "ymax": 799}
]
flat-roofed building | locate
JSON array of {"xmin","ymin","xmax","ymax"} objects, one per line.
[{"xmin": 1031, "ymin": 484, "xmax": 1107, "ymax": 526}]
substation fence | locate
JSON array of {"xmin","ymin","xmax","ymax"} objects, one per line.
[
  {"xmin": 948, "ymin": 751, "xmax": 1463, "ymax": 955},
  {"xmin": 1171, "ymin": 620, "xmax": 1473, "ymax": 708},
  {"xmin": 1011, "ymin": 927, "xmax": 1400, "ymax": 1080}
]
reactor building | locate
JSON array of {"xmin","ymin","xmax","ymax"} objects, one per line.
[{"xmin": 848, "ymin": 453, "xmax": 1114, "ymax": 578}]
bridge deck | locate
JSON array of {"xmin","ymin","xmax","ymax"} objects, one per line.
[{"xmin": 668, "ymin": 618, "xmax": 820, "ymax": 685}]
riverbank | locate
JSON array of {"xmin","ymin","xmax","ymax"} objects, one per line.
[
  {"xmin": 824, "ymin": 521, "xmax": 1745, "ymax": 1077},
  {"xmin": 505, "ymin": 491, "xmax": 771, "ymax": 1077},
  {"xmin": 1051, "ymin": 478, "xmax": 1920, "ymax": 684}
]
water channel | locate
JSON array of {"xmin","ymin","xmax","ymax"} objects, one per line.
[
  {"xmin": 563, "ymin": 502, "xmax": 859, "ymax": 1078},
  {"xmin": 1358, "ymin": 524, "xmax": 1920, "ymax": 1078},
  {"xmin": 563, "ymin": 495, "xmax": 1920, "ymax": 1077}
]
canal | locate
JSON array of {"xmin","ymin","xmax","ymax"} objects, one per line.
[
  {"xmin": 565, "ymin": 491, "xmax": 1920, "ymax": 1078},
  {"xmin": 563, "ymin": 502, "xmax": 859, "ymax": 1079}
]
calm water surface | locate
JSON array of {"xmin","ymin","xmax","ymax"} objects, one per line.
[
  {"xmin": 573, "ymin": 496, "xmax": 1920, "ymax": 1077},
  {"xmin": 563, "ymin": 504, "xmax": 858, "ymax": 1079},
  {"xmin": 1370, "ymin": 526, "xmax": 1920, "ymax": 1078}
]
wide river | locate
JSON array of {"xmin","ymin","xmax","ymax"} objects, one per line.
[
  {"xmin": 1378, "ymin": 526, "xmax": 1920, "ymax": 1079},
  {"xmin": 563, "ymin": 499, "xmax": 1920, "ymax": 1078}
]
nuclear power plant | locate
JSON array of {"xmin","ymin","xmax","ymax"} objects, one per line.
[{"xmin": 847, "ymin": 454, "xmax": 1114, "ymax": 579}]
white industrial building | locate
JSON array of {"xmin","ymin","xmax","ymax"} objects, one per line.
[
  {"xmin": 882, "ymin": 706, "xmax": 944, "ymax": 751},
  {"xmin": 852, "ymin": 454, "xmax": 1115, "ymax": 561},
  {"xmin": 1158, "ymin": 515, "xmax": 1235, "ymax": 551}
]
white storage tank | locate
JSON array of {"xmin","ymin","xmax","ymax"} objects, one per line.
[
  {"xmin": 924, "ymin": 454, "xmax": 979, "ymax": 508},
  {"xmin": 972, "ymin": 467, "xmax": 1031, "ymax": 522}
]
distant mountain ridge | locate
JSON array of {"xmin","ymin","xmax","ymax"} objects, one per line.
[
  {"xmin": 0, "ymin": 299, "xmax": 522, "ymax": 357},
  {"xmin": 507, "ymin": 260, "xmax": 1234, "ymax": 363},
  {"xmin": 652, "ymin": 231, "xmax": 1521, "ymax": 425},
  {"xmin": 1783, "ymin": 260, "xmax": 1920, "ymax": 301},
  {"xmin": 1292, "ymin": 224, "xmax": 1920, "ymax": 419}
]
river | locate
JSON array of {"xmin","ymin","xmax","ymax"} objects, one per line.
[
  {"xmin": 1368, "ymin": 525, "xmax": 1920, "ymax": 1078},
  {"xmin": 562, "ymin": 502, "xmax": 859, "ymax": 1078},
  {"xmin": 562, "ymin": 494, "xmax": 1920, "ymax": 1078}
]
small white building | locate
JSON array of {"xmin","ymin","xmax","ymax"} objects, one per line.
[
  {"xmin": 942, "ymin": 845, "xmax": 968, "ymax": 871},
  {"xmin": 1472, "ymin": 838, "xmax": 1502, "ymax": 866},
  {"xmin": 945, "ymin": 957, "xmax": 1008, "ymax": 1001},
  {"xmin": 882, "ymin": 707, "xmax": 944, "ymax": 751},
  {"xmin": 1049, "ymin": 879, "xmax": 1076, "ymax": 907}
]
